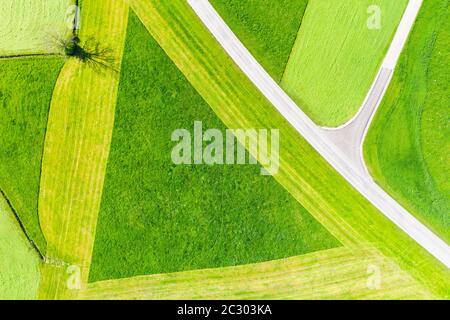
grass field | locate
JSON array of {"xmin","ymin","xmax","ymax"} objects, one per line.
[
  {"xmin": 364, "ymin": 0, "xmax": 450, "ymax": 243},
  {"xmin": 37, "ymin": 0, "xmax": 129, "ymax": 298},
  {"xmin": 0, "ymin": 0, "xmax": 71, "ymax": 56},
  {"xmin": 210, "ymin": 0, "xmax": 308, "ymax": 82},
  {"xmin": 0, "ymin": 57, "xmax": 64, "ymax": 252},
  {"xmin": 281, "ymin": 0, "xmax": 408, "ymax": 126},
  {"xmin": 82, "ymin": 247, "xmax": 433, "ymax": 300},
  {"xmin": 132, "ymin": 0, "xmax": 450, "ymax": 298},
  {"xmin": 0, "ymin": 195, "xmax": 40, "ymax": 299},
  {"xmin": 88, "ymin": 12, "xmax": 339, "ymax": 282}
]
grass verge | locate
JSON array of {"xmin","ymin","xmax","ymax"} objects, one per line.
[{"xmin": 82, "ymin": 247, "xmax": 433, "ymax": 300}]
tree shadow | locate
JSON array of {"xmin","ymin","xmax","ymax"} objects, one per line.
[{"xmin": 50, "ymin": 34, "xmax": 118, "ymax": 73}]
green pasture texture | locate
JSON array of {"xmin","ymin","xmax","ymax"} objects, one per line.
[
  {"xmin": 0, "ymin": 57, "xmax": 64, "ymax": 252},
  {"xmin": 130, "ymin": 0, "xmax": 450, "ymax": 298},
  {"xmin": 0, "ymin": 195, "xmax": 40, "ymax": 299},
  {"xmin": 0, "ymin": 0, "xmax": 71, "ymax": 56},
  {"xmin": 281, "ymin": 0, "xmax": 408, "ymax": 126},
  {"xmin": 89, "ymin": 13, "xmax": 339, "ymax": 282},
  {"xmin": 364, "ymin": 0, "xmax": 450, "ymax": 242},
  {"xmin": 210, "ymin": 0, "xmax": 308, "ymax": 82}
]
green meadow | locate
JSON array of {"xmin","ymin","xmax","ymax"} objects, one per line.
[
  {"xmin": 0, "ymin": 57, "xmax": 64, "ymax": 252},
  {"xmin": 88, "ymin": 13, "xmax": 339, "ymax": 282},
  {"xmin": 281, "ymin": 0, "xmax": 408, "ymax": 126},
  {"xmin": 210, "ymin": 0, "xmax": 308, "ymax": 82},
  {"xmin": 364, "ymin": 0, "xmax": 450, "ymax": 243}
]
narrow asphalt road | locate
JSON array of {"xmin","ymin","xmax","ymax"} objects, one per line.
[{"xmin": 188, "ymin": 0, "xmax": 450, "ymax": 267}]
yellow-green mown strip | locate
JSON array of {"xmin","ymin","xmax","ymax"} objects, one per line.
[
  {"xmin": 37, "ymin": 0, "xmax": 129, "ymax": 299},
  {"xmin": 78, "ymin": 247, "xmax": 433, "ymax": 300},
  {"xmin": 131, "ymin": 0, "xmax": 449, "ymax": 298}
]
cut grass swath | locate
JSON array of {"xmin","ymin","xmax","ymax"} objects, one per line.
[
  {"xmin": 79, "ymin": 247, "xmax": 434, "ymax": 300},
  {"xmin": 209, "ymin": 0, "xmax": 308, "ymax": 82}
]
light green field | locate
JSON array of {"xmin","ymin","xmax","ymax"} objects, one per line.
[
  {"xmin": 0, "ymin": 195, "xmax": 40, "ymax": 299},
  {"xmin": 365, "ymin": 0, "xmax": 450, "ymax": 243},
  {"xmin": 0, "ymin": 57, "xmax": 65, "ymax": 252},
  {"xmin": 281, "ymin": 0, "xmax": 408, "ymax": 126},
  {"xmin": 0, "ymin": 0, "xmax": 71, "ymax": 56},
  {"xmin": 210, "ymin": 0, "xmax": 308, "ymax": 82},
  {"xmin": 81, "ymin": 247, "xmax": 433, "ymax": 300},
  {"xmin": 132, "ymin": 0, "xmax": 450, "ymax": 298}
]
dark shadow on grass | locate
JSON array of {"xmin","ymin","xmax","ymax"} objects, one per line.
[{"xmin": 50, "ymin": 34, "xmax": 118, "ymax": 73}]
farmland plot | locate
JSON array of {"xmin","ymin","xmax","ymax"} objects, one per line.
[
  {"xmin": 281, "ymin": 0, "xmax": 408, "ymax": 126},
  {"xmin": 0, "ymin": 57, "xmax": 64, "ymax": 251},
  {"xmin": 0, "ymin": 0, "xmax": 71, "ymax": 56},
  {"xmin": 365, "ymin": 0, "xmax": 450, "ymax": 243},
  {"xmin": 210, "ymin": 0, "xmax": 308, "ymax": 82}
]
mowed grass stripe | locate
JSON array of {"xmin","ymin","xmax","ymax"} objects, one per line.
[
  {"xmin": 38, "ymin": 0, "xmax": 129, "ymax": 297},
  {"xmin": 78, "ymin": 247, "xmax": 433, "ymax": 300},
  {"xmin": 131, "ymin": 0, "xmax": 450, "ymax": 298}
]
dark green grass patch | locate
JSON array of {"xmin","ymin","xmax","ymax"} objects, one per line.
[
  {"xmin": 210, "ymin": 0, "xmax": 308, "ymax": 82},
  {"xmin": 0, "ymin": 57, "xmax": 64, "ymax": 252},
  {"xmin": 89, "ymin": 13, "xmax": 338, "ymax": 282},
  {"xmin": 364, "ymin": 0, "xmax": 450, "ymax": 242}
]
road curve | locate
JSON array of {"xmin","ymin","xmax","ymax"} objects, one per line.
[{"xmin": 188, "ymin": 0, "xmax": 450, "ymax": 267}]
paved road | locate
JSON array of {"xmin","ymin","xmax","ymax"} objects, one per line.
[
  {"xmin": 322, "ymin": 68, "xmax": 393, "ymax": 176},
  {"xmin": 188, "ymin": 0, "xmax": 450, "ymax": 267}
]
